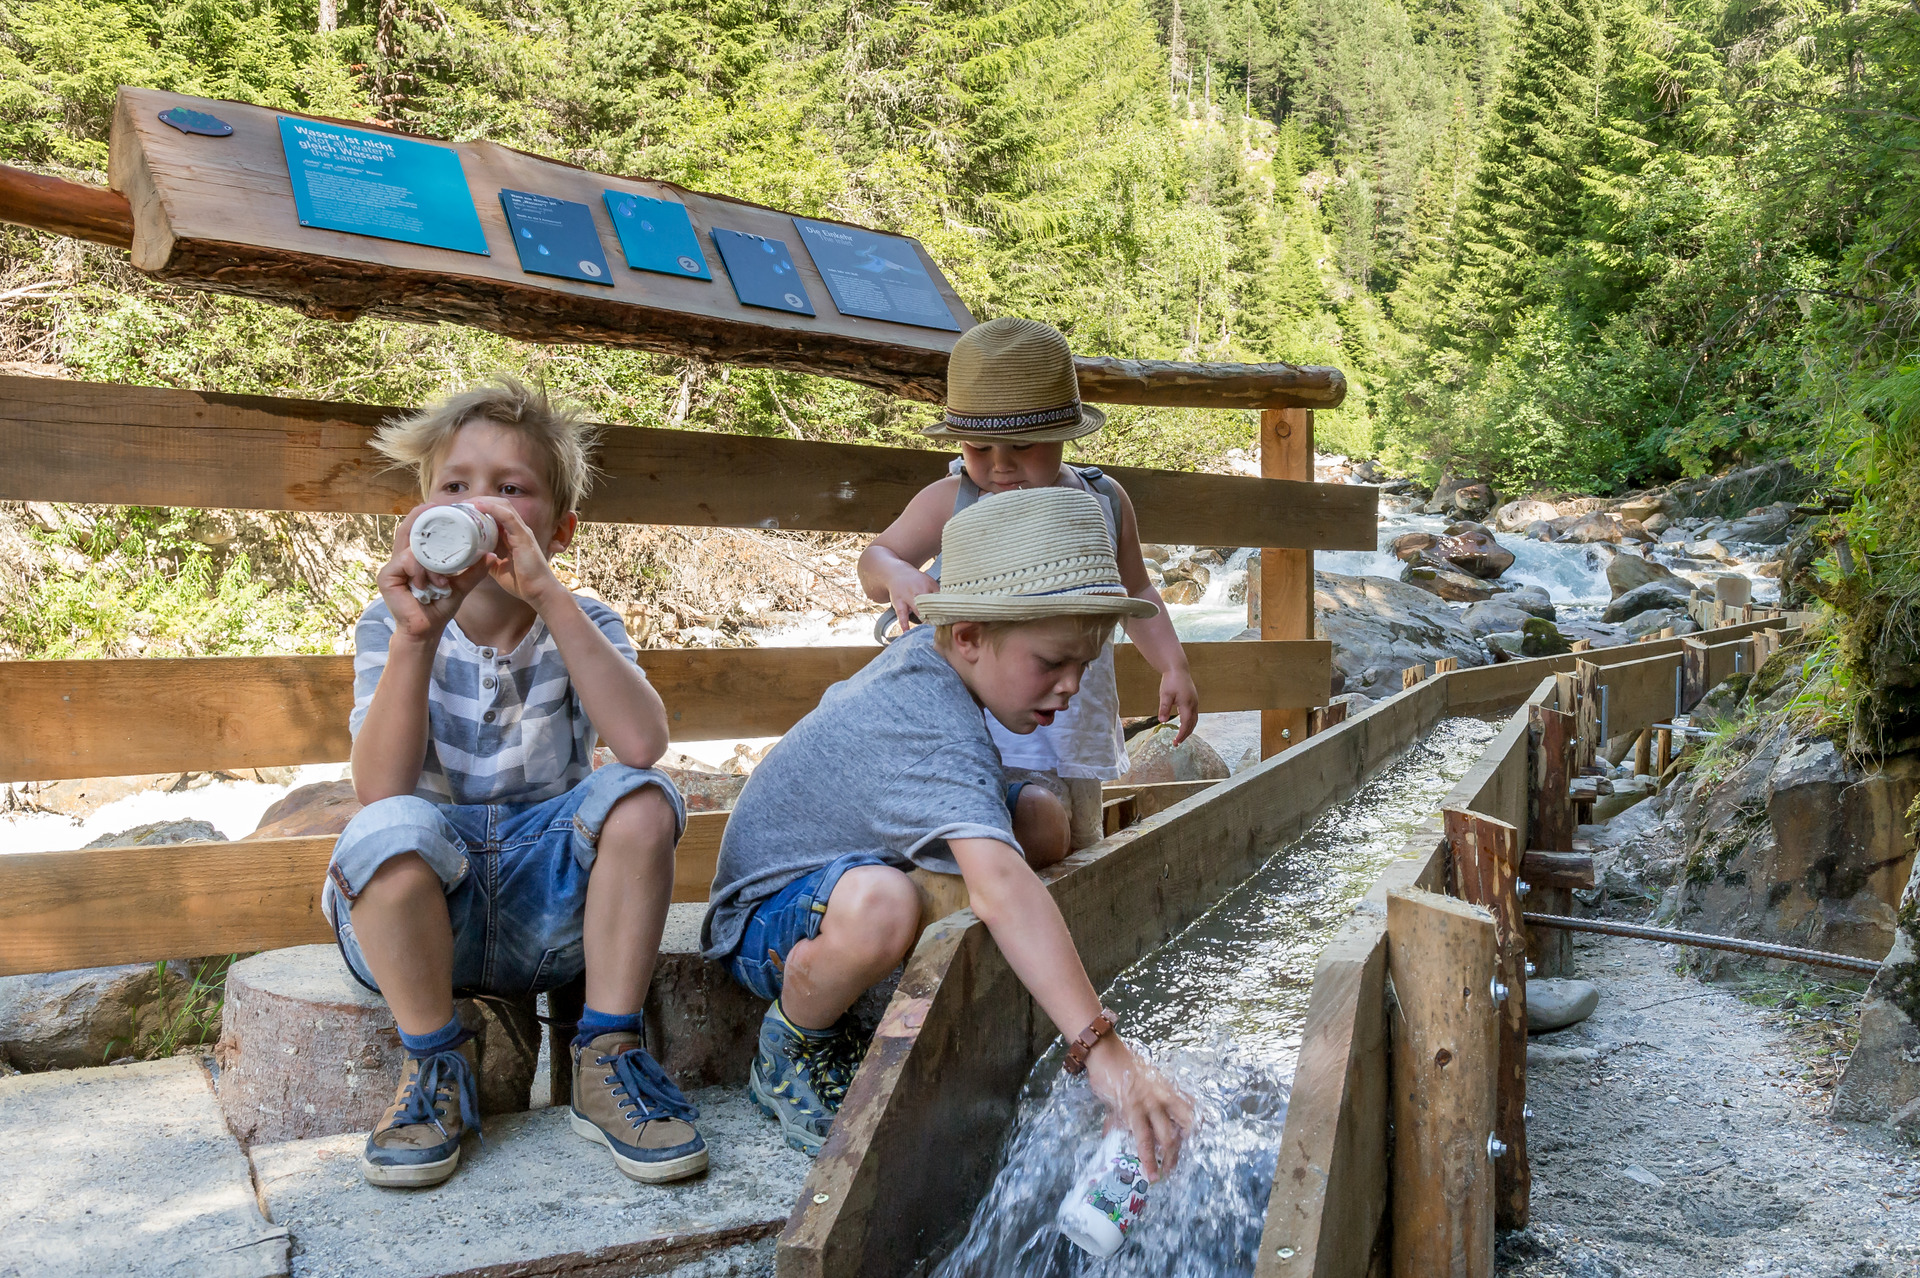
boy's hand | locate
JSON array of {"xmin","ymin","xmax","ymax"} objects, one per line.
[
  {"xmin": 467, "ymin": 498, "xmax": 567, "ymax": 610},
  {"xmin": 1158, "ymin": 667, "xmax": 1200, "ymax": 744},
  {"xmin": 884, "ymin": 563, "xmax": 937, "ymax": 631},
  {"xmin": 378, "ymin": 505, "xmax": 491, "ymax": 639},
  {"xmin": 1085, "ymin": 1035, "xmax": 1193, "ymax": 1181}
]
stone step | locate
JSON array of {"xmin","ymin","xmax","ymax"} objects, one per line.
[
  {"xmin": 0, "ymin": 1057, "xmax": 289, "ymax": 1278},
  {"xmin": 251, "ymin": 1088, "xmax": 807, "ymax": 1278}
]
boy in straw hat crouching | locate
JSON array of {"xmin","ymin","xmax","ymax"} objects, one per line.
[
  {"xmin": 858, "ymin": 317, "xmax": 1198, "ymax": 864},
  {"xmin": 703, "ymin": 487, "xmax": 1194, "ymax": 1168}
]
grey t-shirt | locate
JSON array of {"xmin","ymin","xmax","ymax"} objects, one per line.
[{"xmin": 700, "ymin": 626, "xmax": 1018, "ymax": 961}]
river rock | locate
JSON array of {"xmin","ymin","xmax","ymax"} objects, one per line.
[
  {"xmin": 1522, "ymin": 617, "xmax": 1572, "ymax": 657},
  {"xmin": 248, "ymin": 780, "xmax": 361, "ymax": 839},
  {"xmin": 1523, "ymin": 520, "xmax": 1554, "ymax": 541},
  {"xmin": 1505, "ymin": 585, "xmax": 1556, "ymax": 620},
  {"xmin": 1161, "ymin": 578, "xmax": 1206, "ymax": 605},
  {"xmin": 1551, "ymin": 512, "xmax": 1626, "ymax": 544},
  {"xmin": 1623, "ymin": 607, "xmax": 1695, "ymax": 638},
  {"xmin": 1422, "ymin": 474, "xmax": 1498, "ymax": 518},
  {"xmin": 1440, "ymin": 522, "xmax": 1516, "ymax": 576},
  {"xmin": 82, "ymin": 818, "xmax": 226, "ymax": 849},
  {"xmin": 1401, "ymin": 563, "xmax": 1497, "ymax": 602},
  {"xmin": 1526, "ymin": 978, "xmax": 1599, "ymax": 1031},
  {"xmin": 1832, "ymin": 853, "xmax": 1920, "ymax": 1127},
  {"xmin": 1614, "ymin": 494, "xmax": 1669, "ymax": 524},
  {"xmin": 1606, "ymin": 552, "xmax": 1684, "ymax": 598},
  {"xmin": 1462, "ymin": 600, "xmax": 1533, "ymax": 637},
  {"xmin": 1686, "ymin": 538, "xmax": 1733, "ymax": 562},
  {"xmin": 0, "ymin": 961, "xmax": 200, "ymax": 1070},
  {"xmin": 1125, "ymin": 723, "xmax": 1229, "ymax": 784},
  {"xmin": 1494, "ymin": 499, "xmax": 1558, "ymax": 532},
  {"xmin": 1487, "ymin": 631, "xmax": 1524, "ymax": 656},
  {"xmin": 1722, "ymin": 503, "xmax": 1795, "ymax": 546},
  {"xmin": 1315, "ymin": 571, "xmax": 1486, "ymax": 696},
  {"xmin": 1603, "ymin": 580, "xmax": 1692, "ymax": 623}
]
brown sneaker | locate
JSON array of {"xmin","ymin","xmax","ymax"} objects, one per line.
[
  {"xmin": 359, "ymin": 1041, "xmax": 480, "ymax": 1188},
  {"xmin": 569, "ymin": 1031, "xmax": 708, "ymax": 1183}
]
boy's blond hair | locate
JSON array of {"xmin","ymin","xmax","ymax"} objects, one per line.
[
  {"xmin": 934, "ymin": 615, "xmax": 1113, "ymax": 654},
  {"xmin": 374, "ymin": 376, "xmax": 601, "ymax": 514}
]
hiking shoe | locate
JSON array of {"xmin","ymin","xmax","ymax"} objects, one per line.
[
  {"xmin": 748, "ymin": 1004, "xmax": 862, "ymax": 1157},
  {"xmin": 360, "ymin": 1041, "xmax": 481, "ymax": 1188},
  {"xmin": 570, "ymin": 1032, "xmax": 708, "ymax": 1183}
]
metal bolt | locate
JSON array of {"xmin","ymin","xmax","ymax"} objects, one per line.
[
  {"xmin": 813, "ymin": 1193, "xmax": 831, "ymax": 1204},
  {"xmin": 1525, "ymin": 961, "xmax": 1537, "ymax": 976},
  {"xmin": 1491, "ymin": 979, "xmax": 1509, "ymax": 1005},
  {"xmin": 1281, "ymin": 727, "xmax": 1292, "ymax": 739},
  {"xmin": 1523, "ymin": 1105, "xmax": 1535, "ymax": 1121},
  {"xmin": 1516, "ymin": 880, "xmax": 1532, "ymax": 897},
  {"xmin": 1489, "ymin": 1134, "xmax": 1508, "ymax": 1159},
  {"xmin": 1276, "ymin": 1247, "xmax": 1296, "ymax": 1260}
]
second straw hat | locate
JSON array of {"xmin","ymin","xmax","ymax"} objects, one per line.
[
  {"xmin": 923, "ymin": 317, "xmax": 1106, "ymax": 443},
  {"xmin": 914, "ymin": 488, "xmax": 1158, "ymax": 623}
]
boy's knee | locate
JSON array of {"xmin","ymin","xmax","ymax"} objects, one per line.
[
  {"xmin": 1013, "ymin": 785, "xmax": 1071, "ymax": 869},
  {"xmin": 330, "ymin": 795, "xmax": 464, "ymax": 905},
  {"xmin": 598, "ymin": 784, "xmax": 678, "ymax": 853},
  {"xmin": 355, "ymin": 851, "xmax": 441, "ymax": 902},
  {"xmin": 825, "ymin": 867, "xmax": 921, "ymax": 957}
]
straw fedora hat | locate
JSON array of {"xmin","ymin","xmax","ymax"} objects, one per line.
[
  {"xmin": 914, "ymin": 488, "xmax": 1157, "ymax": 623},
  {"xmin": 923, "ymin": 317, "xmax": 1106, "ymax": 443}
]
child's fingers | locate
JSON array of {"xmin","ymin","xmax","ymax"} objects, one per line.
[
  {"xmin": 1147, "ymin": 1099, "xmax": 1187, "ymax": 1172},
  {"xmin": 1127, "ymin": 1103, "xmax": 1162, "ymax": 1181}
]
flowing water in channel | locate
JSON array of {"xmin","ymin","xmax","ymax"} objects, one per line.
[{"xmin": 930, "ymin": 715, "xmax": 1500, "ymax": 1278}]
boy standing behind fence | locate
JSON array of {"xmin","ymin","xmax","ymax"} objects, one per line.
[
  {"xmin": 323, "ymin": 378, "xmax": 707, "ymax": 1189},
  {"xmin": 858, "ymin": 318, "xmax": 1199, "ymax": 861}
]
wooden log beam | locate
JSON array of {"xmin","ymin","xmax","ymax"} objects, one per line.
[
  {"xmin": 1387, "ymin": 887, "xmax": 1498, "ymax": 1278},
  {"xmin": 0, "ymin": 640, "xmax": 1331, "ymax": 783},
  {"xmin": 1519, "ymin": 851, "xmax": 1594, "ymax": 891},
  {"xmin": 0, "ymin": 163, "xmax": 134, "ymax": 249},
  {"xmin": 0, "ymin": 376, "xmax": 1378, "ymax": 549}
]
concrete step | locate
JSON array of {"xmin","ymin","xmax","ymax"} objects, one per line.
[
  {"xmin": 251, "ymin": 1088, "xmax": 807, "ymax": 1278},
  {"xmin": 0, "ymin": 1057, "xmax": 289, "ymax": 1278}
]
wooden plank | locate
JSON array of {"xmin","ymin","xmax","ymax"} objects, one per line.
[
  {"xmin": 1592, "ymin": 651, "xmax": 1683, "ymax": 743},
  {"xmin": 0, "ymin": 810, "xmax": 731, "ymax": 976},
  {"xmin": 1254, "ymin": 919, "xmax": 1390, "ymax": 1278},
  {"xmin": 1574, "ymin": 661, "xmax": 1600, "ymax": 773},
  {"xmin": 1526, "ymin": 705, "xmax": 1576, "ymax": 978},
  {"xmin": 101, "ymin": 89, "xmax": 1344, "ymax": 410},
  {"xmin": 0, "ymin": 376, "xmax": 1378, "ymax": 549},
  {"xmin": 0, "ymin": 641, "xmax": 1331, "ymax": 783},
  {"xmin": 1261, "ymin": 408, "xmax": 1316, "ymax": 756},
  {"xmin": 1402, "ymin": 664, "xmax": 1427, "ymax": 690},
  {"xmin": 1387, "ymin": 887, "xmax": 1498, "ymax": 1278},
  {"xmin": 782, "ymin": 674, "xmax": 1451, "ymax": 1277},
  {"xmin": 1307, "ymin": 699, "xmax": 1349, "ymax": 738},
  {"xmin": 1446, "ymin": 809, "xmax": 1529, "ymax": 1231},
  {"xmin": 1520, "ymin": 852, "xmax": 1594, "ymax": 890},
  {"xmin": 1682, "ymin": 635, "xmax": 1753, "ymax": 710}
]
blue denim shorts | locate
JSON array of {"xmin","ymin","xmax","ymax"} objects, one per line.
[
  {"xmin": 725, "ymin": 852, "xmax": 892, "ymax": 1001},
  {"xmin": 323, "ymin": 764, "xmax": 685, "ymax": 997}
]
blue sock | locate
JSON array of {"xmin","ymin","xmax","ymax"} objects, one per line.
[
  {"xmin": 398, "ymin": 1014, "xmax": 469, "ymax": 1059},
  {"xmin": 574, "ymin": 1005, "xmax": 644, "ymax": 1047}
]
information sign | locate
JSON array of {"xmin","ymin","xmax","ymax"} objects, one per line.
[
  {"xmin": 710, "ymin": 228, "xmax": 815, "ymax": 315},
  {"xmin": 790, "ymin": 218, "xmax": 959, "ymax": 331},
  {"xmin": 603, "ymin": 191, "xmax": 711, "ymax": 280},
  {"xmin": 276, "ymin": 117, "xmax": 488, "ymax": 256},
  {"xmin": 499, "ymin": 189, "xmax": 612, "ymax": 285}
]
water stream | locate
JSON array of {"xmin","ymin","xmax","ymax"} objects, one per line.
[{"xmin": 930, "ymin": 714, "xmax": 1500, "ymax": 1278}]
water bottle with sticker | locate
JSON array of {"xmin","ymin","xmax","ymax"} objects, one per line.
[
  {"xmin": 1055, "ymin": 1128, "xmax": 1149, "ymax": 1258},
  {"xmin": 407, "ymin": 503, "xmax": 498, "ymax": 602}
]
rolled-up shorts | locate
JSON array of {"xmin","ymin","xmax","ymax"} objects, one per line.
[
  {"xmin": 322, "ymin": 764, "xmax": 685, "ymax": 997},
  {"xmin": 724, "ymin": 852, "xmax": 893, "ymax": 1001}
]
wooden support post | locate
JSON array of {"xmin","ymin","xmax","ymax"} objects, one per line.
[
  {"xmin": 1306, "ymin": 699, "xmax": 1349, "ymax": 739},
  {"xmin": 1527, "ymin": 705, "xmax": 1576, "ymax": 978},
  {"xmin": 1402, "ymin": 664, "xmax": 1427, "ymax": 690},
  {"xmin": 1569, "ymin": 638, "xmax": 1589, "ymax": 653},
  {"xmin": 546, "ymin": 975, "xmax": 586, "ymax": 1108},
  {"xmin": 1433, "ymin": 656, "xmax": 1459, "ymax": 675},
  {"xmin": 1388, "ymin": 888, "xmax": 1498, "ymax": 1278},
  {"xmin": 1572, "ymin": 661, "xmax": 1600, "ymax": 774},
  {"xmin": 1633, "ymin": 729, "xmax": 1651, "ymax": 778},
  {"xmin": 1655, "ymin": 727, "xmax": 1672, "ymax": 777},
  {"xmin": 1680, "ymin": 637, "xmax": 1709, "ymax": 712},
  {"xmin": 1261, "ymin": 408, "xmax": 1314, "ymax": 758}
]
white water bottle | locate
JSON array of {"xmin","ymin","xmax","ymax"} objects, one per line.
[
  {"xmin": 1055, "ymin": 1128, "xmax": 1149, "ymax": 1258},
  {"xmin": 410, "ymin": 503, "xmax": 499, "ymax": 575}
]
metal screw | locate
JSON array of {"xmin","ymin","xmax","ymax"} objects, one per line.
[
  {"xmin": 1281, "ymin": 727, "xmax": 1292, "ymax": 739},
  {"xmin": 813, "ymin": 1193, "xmax": 831, "ymax": 1204},
  {"xmin": 1523, "ymin": 1105, "xmax": 1535, "ymax": 1121},
  {"xmin": 1516, "ymin": 880, "xmax": 1532, "ymax": 897},
  {"xmin": 1488, "ymin": 1134, "xmax": 1508, "ymax": 1159},
  {"xmin": 1491, "ymin": 979, "xmax": 1509, "ymax": 1004},
  {"xmin": 1525, "ymin": 961, "xmax": 1537, "ymax": 976},
  {"xmin": 1276, "ymin": 1247, "xmax": 1296, "ymax": 1260}
]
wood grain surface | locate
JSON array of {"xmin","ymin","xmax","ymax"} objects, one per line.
[
  {"xmin": 0, "ymin": 376, "xmax": 1378, "ymax": 548},
  {"xmin": 1260, "ymin": 407, "xmax": 1315, "ymax": 756}
]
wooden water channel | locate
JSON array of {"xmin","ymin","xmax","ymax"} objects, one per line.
[{"xmin": 0, "ymin": 85, "xmax": 1804, "ymax": 1278}]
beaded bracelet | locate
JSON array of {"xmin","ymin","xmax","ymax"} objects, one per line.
[{"xmin": 1062, "ymin": 1007, "xmax": 1117, "ymax": 1075}]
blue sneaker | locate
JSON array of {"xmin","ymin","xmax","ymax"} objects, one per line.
[
  {"xmin": 360, "ymin": 1042, "xmax": 481, "ymax": 1188},
  {"xmin": 748, "ymin": 1004, "xmax": 862, "ymax": 1157},
  {"xmin": 569, "ymin": 1032, "xmax": 709, "ymax": 1183}
]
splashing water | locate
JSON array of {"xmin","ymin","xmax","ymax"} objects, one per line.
[{"xmin": 932, "ymin": 716, "xmax": 1499, "ymax": 1278}]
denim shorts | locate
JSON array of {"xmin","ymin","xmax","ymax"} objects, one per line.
[
  {"xmin": 323, "ymin": 764, "xmax": 685, "ymax": 997},
  {"xmin": 725, "ymin": 852, "xmax": 893, "ymax": 1001}
]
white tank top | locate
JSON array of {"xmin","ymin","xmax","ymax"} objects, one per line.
[{"xmin": 938, "ymin": 460, "xmax": 1130, "ymax": 780}]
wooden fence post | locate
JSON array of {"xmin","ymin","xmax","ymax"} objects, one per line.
[
  {"xmin": 1573, "ymin": 661, "xmax": 1600, "ymax": 773},
  {"xmin": 1261, "ymin": 408, "xmax": 1314, "ymax": 758},
  {"xmin": 1445, "ymin": 809, "xmax": 1529, "ymax": 1231},
  {"xmin": 1388, "ymin": 888, "xmax": 1498, "ymax": 1278},
  {"xmin": 1527, "ymin": 705, "xmax": 1576, "ymax": 978}
]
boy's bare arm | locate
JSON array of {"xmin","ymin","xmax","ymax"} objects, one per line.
[
  {"xmin": 949, "ymin": 836, "xmax": 1192, "ymax": 1178},
  {"xmin": 857, "ymin": 478, "xmax": 960, "ymax": 626},
  {"xmin": 1108, "ymin": 482, "xmax": 1200, "ymax": 742}
]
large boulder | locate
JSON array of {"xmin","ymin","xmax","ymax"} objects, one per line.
[
  {"xmin": 1125, "ymin": 723, "xmax": 1229, "ymax": 784},
  {"xmin": 1315, "ymin": 571, "xmax": 1487, "ymax": 697},
  {"xmin": 1461, "ymin": 599, "xmax": 1533, "ymax": 637},
  {"xmin": 1422, "ymin": 474, "xmax": 1498, "ymax": 518},
  {"xmin": 1494, "ymin": 499, "xmax": 1558, "ymax": 532},
  {"xmin": 1721, "ymin": 503, "xmax": 1796, "ymax": 546},
  {"xmin": 1602, "ymin": 579, "xmax": 1692, "ymax": 623},
  {"xmin": 1550, "ymin": 512, "xmax": 1625, "ymax": 544},
  {"xmin": 82, "ymin": 818, "xmax": 224, "ymax": 849},
  {"xmin": 248, "ymin": 780, "xmax": 361, "ymax": 839},
  {"xmin": 1391, "ymin": 524, "xmax": 1515, "ymax": 580},
  {"xmin": 1504, "ymin": 585, "xmax": 1556, "ymax": 620},
  {"xmin": 1832, "ymin": 853, "xmax": 1920, "ymax": 1130},
  {"xmin": 1623, "ymin": 607, "xmax": 1693, "ymax": 638},
  {"xmin": 1606, "ymin": 552, "xmax": 1685, "ymax": 598},
  {"xmin": 1400, "ymin": 563, "xmax": 1497, "ymax": 602},
  {"xmin": 1521, "ymin": 617, "xmax": 1573, "ymax": 657}
]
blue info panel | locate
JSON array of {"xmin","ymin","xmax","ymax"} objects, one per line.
[
  {"xmin": 790, "ymin": 218, "xmax": 959, "ymax": 331},
  {"xmin": 603, "ymin": 191, "xmax": 711, "ymax": 280},
  {"xmin": 709, "ymin": 228, "xmax": 814, "ymax": 316},
  {"xmin": 498, "ymin": 189, "xmax": 613, "ymax": 285},
  {"xmin": 277, "ymin": 117, "xmax": 487, "ymax": 255}
]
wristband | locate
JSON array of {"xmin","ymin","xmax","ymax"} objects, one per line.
[{"xmin": 1062, "ymin": 1008, "xmax": 1117, "ymax": 1076}]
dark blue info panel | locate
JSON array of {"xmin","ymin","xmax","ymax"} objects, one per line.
[
  {"xmin": 602, "ymin": 191, "xmax": 712, "ymax": 280},
  {"xmin": 790, "ymin": 218, "xmax": 960, "ymax": 331},
  {"xmin": 276, "ymin": 116, "xmax": 488, "ymax": 256},
  {"xmin": 709, "ymin": 228, "xmax": 815, "ymax": 316},
  {"xmin": 498, "ymin": 189, "xmax": 613, "ymax": 285}
]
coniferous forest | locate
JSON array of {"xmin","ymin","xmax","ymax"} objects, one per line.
[{"xmin": 3, "ymin": 0, "xmax": 1918, "ymax": 735}]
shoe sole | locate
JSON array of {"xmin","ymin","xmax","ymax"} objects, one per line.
[
  {"xmin": 749, "ymin": 1068, "xmax": 825, "ymax": 1157},
  {"xmin": 569, "ymin": 1111, "xmax": 709, "ymax": 1183},
  {"xmin": 360, "ymin": 1145, "xmax": 461, "ymax": 1188}
]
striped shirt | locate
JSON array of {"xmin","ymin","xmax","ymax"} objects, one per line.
[{"xmin": 349, "ymin": 594, "xmax": 639, "ymax": 807}]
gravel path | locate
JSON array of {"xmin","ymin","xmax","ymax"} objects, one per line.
[{"xmin": 1500, "ymin": 932, "xmax": 1920, "ymax": 1277}]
